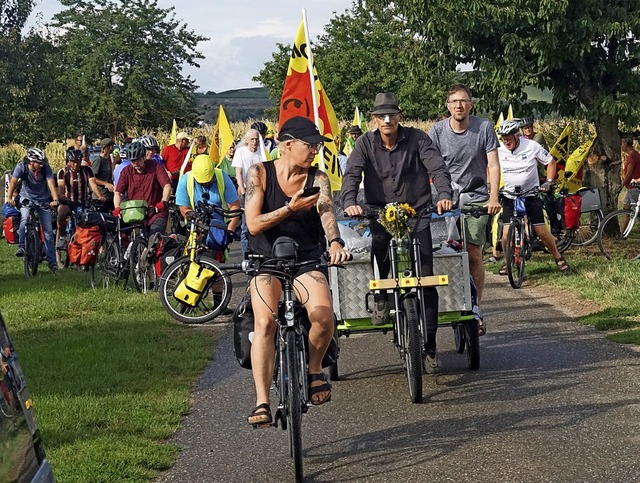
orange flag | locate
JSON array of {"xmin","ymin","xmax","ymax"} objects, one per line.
[{"xmin": 279, "ymin": 13, "xmax": 342, "ymax": 191}]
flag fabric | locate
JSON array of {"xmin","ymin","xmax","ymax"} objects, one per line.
[
  {"xmin": 179, "ymin": 141, "xmax": 196, "ymax": 178},
  {"xmin": 170, "ymin": 119, "xmax": 178, "ymax": 145},
  {"xmin": 279, "ymin": 15, "xmax": 342, "ymax": 191},
  {"xmin": 258, "ymin": 134, "xmax": 270, "ymax": 161},
  {"xmin": 209, "ymin": 105, "xmax": 234, "ymax": 165},
  {"xmin": 556, "ymin": 135, "xmax": 596, "ymax": 193},
  {"xmin": 352, "ymin": 106, "xmax": 366, "ymax": 131},
  {"xmin": 344, "ymin": 106, "xmax": 365, "ymax": 157},
  {"xmin": 549, "ymin": 124, "xmax": 571, "ymax": 169},
  {"xmin": 506, "ymin": 104, "xmax": 514, "ymax": 121},
  {"xmin": 343, "ymin": 137, "xmax": 355, "ymax": 157},
  {"xmin": 495, "ymin": 112, "xmax": 504, "ymax": 131}
]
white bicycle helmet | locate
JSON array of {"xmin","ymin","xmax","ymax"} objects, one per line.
[{"xmin": 497, "ymin": 120, "xmax": 521, "ymax": 136}]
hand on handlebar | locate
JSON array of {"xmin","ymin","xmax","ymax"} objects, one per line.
[
  {"xmin": 343, "ymin": 204, "xmax": 364, "ymax": 218},
  {"xmin": 436, "ymin": 198, "xmax": 452, "ymax": 215},
  {"xmin": 540, "ymin": 181, "xmax": 554, "ymax": 192},
  {"xmin": 328, "ymin": 244, "xmax": 351, "ymax": 266},
  {"xmin": 483, "ymin": 198, "xmax": 502, "ymax": 216}
]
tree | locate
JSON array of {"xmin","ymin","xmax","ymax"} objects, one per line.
[
  {"xmin": 254, "ymin": 2, "xmax": 455, "ymax": 122},
  {"xmin": 366, "ymin": 0, "xmax": 640, "ymax": 212},
  {"xmin": 52, "ymin": 0, "xmax": 207, "ymax": 137}
]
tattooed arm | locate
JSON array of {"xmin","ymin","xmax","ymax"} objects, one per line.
[
  {"xmin": 316, "ymin": 171, "xmax": 350, "ymax": 265},
  {"xmin": 244, "ymin": 163, "xmax": 294, "ymax": 235}
]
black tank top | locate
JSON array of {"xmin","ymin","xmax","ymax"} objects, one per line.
[{"xmin": 248, "ymin": 162, "xmax": 325, "ymax": 259}]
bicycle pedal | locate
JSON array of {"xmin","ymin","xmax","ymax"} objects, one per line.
[{"xmin": 251, "ymin": 422, "xmax": 273, "ymax": 429}]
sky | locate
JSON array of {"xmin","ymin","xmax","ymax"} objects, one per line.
[{"xmin": 27, "ymin": 0, "xmax": 354, "ymax": 93}]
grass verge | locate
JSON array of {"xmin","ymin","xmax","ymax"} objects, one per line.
[{"xmin": 0, "ymin": 241, "xmax": 215, "ymax": 481}]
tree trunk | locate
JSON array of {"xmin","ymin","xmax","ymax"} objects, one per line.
[{"xmin": 585, "ymin": 115, "xmax": 621, "ymax": 215}]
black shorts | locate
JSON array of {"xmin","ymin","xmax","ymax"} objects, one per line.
[{"xmin": 501, "ymin": 196, "xmax": 545, "ymax": 225}]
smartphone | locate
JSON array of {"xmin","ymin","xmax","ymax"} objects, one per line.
[{"xmin": 301, "ymin": 186, "xmax": 320, "ymax": 197}]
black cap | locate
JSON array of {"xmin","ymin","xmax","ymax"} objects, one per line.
[
  {"xmin": 279, "ymin": 117, "xmax": 332, "ymax": 144},
  {"xmin": 371, "ymin": 92, "xmax": 401, "ymax": 115},
  {"xmin": 348, "ymin": 125, "xmax": 363, "ymax": 134}
]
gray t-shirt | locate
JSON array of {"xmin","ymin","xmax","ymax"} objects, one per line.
[
  {"xmin": 428, "ymin": 115, "xmax": 499, "ymax": 201},
  {"xmin": 91, "ymin": 155, "xmax": 113, "ymax": 200}
]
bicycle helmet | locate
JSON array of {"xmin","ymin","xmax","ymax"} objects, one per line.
[
  {"xmin": 126, "ymin": 141, "xmax": 146, "ymax": 160},
  {"xmin": 520, "ymin": 117, "xmax": 534, "ymax": 127},
  {"xmin": 192, "ymin": 154, "xmax": 214, "ymax": 184},
  {"xmin": 26, "ymin": 147, "xmax": 46, "ymax": 164},
  {"xmin": 250, "ymin": 121, "xmax": 268, "ymax": 137},
  {"xmin": 66, "ymin": 148, "xmax": 83, "ymax": 163},
  {"xmin": 497, "ymin": 120, "xmax": 521, "ymax": 136},
  {"xmin": 138, "ymin": 134, "xmax": 159, "ymax": 149}
]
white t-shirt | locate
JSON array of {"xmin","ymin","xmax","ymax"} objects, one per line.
[
  {"xmin": 498, "ymin": 137, "xmax": 553, "ymax": 198},
  {"xmin": 231, "ymin": 146, "xmax": 262, "ymax": 187}
]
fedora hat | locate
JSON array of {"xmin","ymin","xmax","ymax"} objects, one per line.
[{"xmin": 371, "ymin": 92, "xmax": 401, "ymax": 115}]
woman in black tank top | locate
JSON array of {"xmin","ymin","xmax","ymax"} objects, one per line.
[{"xmin": 242, "ymin": 116, "xmax": 350, "ymax": 426}]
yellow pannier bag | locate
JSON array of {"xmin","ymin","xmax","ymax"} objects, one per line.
[{"xmin": 173, "ymin": 262, "xmax": 216, "ymax": 306}]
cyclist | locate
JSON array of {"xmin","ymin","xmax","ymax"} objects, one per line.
[
  {"xmin": 342, "ymin": 92, "xmax": 453, "ymax": 372},
  {"xmin": 5, "ymin": 148, "xmax": 60, "ymax": 273},
  {"xmin": 56, "ymin": 148, "xmax": 105, "ymax": 250},
  {"xmin": 91, "ymin": 138, "xmax": 116, "ymax": 212},
  {"xmin": 496, "ymin": 120, "xmax": 570, "ymax": 273},
  {"xmin": 175, "ymin": 154, "xmax": 241, "ymax": 254},
  {"xmin": 113, "ymin": 141, "xmax": 172, "ymax": 235},
  {"xmin": 138, "ymin": 134, "xmax": 165, "ymax": 166},
  {"xmin": 243, "ymin": 116, "xmax": 350, "ymax": 426}
]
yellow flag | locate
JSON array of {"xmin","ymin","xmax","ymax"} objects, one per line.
[
  {"xmin": 352, "ymin": 106, "xmax": 366, "ymax": 130},
  {"xmin": 556, "ymin": 135, "xmax": 596, "ymax": 193},
  {"xmin": 170, "ymin": 119, "xmax": 178, "ymax": 145},
  {"xmin": 506, "ymin": 104, "xmax": 514, "ymax": 121},
  {"xmin": 549, "ymin": 124, "xmax": 571, "ymax": 167},
  {"xmin": 495, "ymin": 112, "xmax": 504, "ymax": 131},
  {"xmin": 209, "ymin": 105, "xmax": 234, "ymax": 164}
]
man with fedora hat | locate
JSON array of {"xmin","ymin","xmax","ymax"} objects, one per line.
[{"xmin": 342, "ymin": 92, "xmax": 453, "ymax": 373}]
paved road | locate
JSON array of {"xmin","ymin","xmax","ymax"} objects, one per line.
[{"xmin": 157, "ymin": 272, "xmax": 640, "ymax": 482}]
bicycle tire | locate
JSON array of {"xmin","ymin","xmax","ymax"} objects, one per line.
[
  {"xmin": 464, "ymin": 318, "xmax": 480, "ymax": 370},
  {"xmin": 57, "ymin": 245, "xmax": 70, "ymax": 269},
  {"xmin": 130, "ymin": 237, "xmax": 156, "ymax": 293},
  {"xmin": 327, "ymin": 326, "xmax": 340, "ymax": 381},
  {"xmin": 158, "ymin": 255, "xmax": 232, "ymax": 324},
  {"xmin": 24, "ymin": 226, "xmax": 40, "ymax": 277},
  {"xmin": 285, "ymin": 329, "xmax": 304, "ymax": 483},
  {"xmin": 555, "ymin": 228, "xmax": 574, "ymax": 253},
  {"xmin": 97, "ymin": 237, "xmax": 122, "ymax": 288},
  {"xmin": 597, "ymin": 209, "xmax": 640, "ymax": 260},
  {"xmin": 402, "ymin": 296, "xmax": 423, "ymax": 403},
  {"xmin": 506, "ymin": 220, "xmax": 526, "ymax": 289},
  {"xmin": 454, "ymin": 323, "xmax": 466, "ymax": 354},
  {"xmin": 572, "ymin": 210, "xmax": 603, "ymax": 247}
]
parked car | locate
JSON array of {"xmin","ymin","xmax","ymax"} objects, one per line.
[{"xmin": 0, "ymin": 310, "xmax": 55, "ymax": 482}]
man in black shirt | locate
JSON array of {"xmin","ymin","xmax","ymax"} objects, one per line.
[
  {"xmin": 91, "ymin": 138, "xmax": 115, "ymax": 211},
  {"xmin": 342, "ymin": 92, "xmax": 453, "ymax": 372}
]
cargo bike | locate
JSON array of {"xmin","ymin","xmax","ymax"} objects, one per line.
[{"xmin": 328, "ymin": 180, "xmax": 483, "ymax": 403}]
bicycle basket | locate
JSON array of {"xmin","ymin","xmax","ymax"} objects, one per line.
[
  {"xmin": 120, "ymin": 200, "xmax": 148, "ymax": 224},
  {"xmin": 173, "ymin": 262, "xmax": 216, "ymax": 306}
]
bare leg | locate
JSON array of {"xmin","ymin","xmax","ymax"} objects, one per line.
[
  {"xmin": 533, "ymin": 224, "xmax": 562, "ymax": 260},
  {"xmin": 467, "ymin": 242, "xmax": 485, "ymax": 303}
]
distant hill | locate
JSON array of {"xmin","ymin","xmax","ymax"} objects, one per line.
[{"xmin": 196, "ymin": 88, "xmax": 276, "ymax": 123}]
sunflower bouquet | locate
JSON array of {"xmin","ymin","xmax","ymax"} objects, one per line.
[{"xmin": 378, "ymin": 202, "xmax": 417, "ymax": 239}]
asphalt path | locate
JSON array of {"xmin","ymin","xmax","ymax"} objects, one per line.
[{"xmin": 157, "ymin": 269, "xmax": 640, "ymax": 483}]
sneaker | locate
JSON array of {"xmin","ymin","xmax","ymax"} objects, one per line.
[
  {"xmin": 425, "ymin": 352, "xmax": 440, "ymax": 374},
  {"xmin": 371, "ymin": 300, "xmax": 390, "ymax": 325},
  {"xmin": 48, "ymin": 262, "xmax": 59, "ymax": 274},
  {"xmin": 56, "ymin": 237, "xmax": 67, "ymax": 250},
  {"xmin": 15, "ymin": 247, "xmax": 25, "ymax": 257}
]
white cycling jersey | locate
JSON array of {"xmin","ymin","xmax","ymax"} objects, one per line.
[{"xmin": 498, "ymin": 137, "xmax": 553, "ymax": 198}]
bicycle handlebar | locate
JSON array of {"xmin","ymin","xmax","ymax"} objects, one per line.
[{"xmin": 500, "ymin": 187, "xmax": 540, "ymax": 198}]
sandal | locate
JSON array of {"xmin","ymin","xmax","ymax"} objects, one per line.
[
  {"xmin": 554, "ymin": 257, "xmax": 570, "ymax": 273},
  {"xmin": 498, "ymin": 263, "xmax": 508, "ymax": 276},
  {"xmin": 308, "ymin": 373, "xmax": 332, "ymax": 406},
  {"xmin": 247, "ymin": 403, "xmax": 272, "ymax": 427},
  {"xmin": 478, "ymin": 317, "xmax": 486, "ymax": 336}
]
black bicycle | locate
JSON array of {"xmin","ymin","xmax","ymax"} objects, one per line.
[{"xmin": 17, "ymin": 199, "xmax": 49, "ymax": 277}]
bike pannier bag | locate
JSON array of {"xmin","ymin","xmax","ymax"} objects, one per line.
[
  {"xmin": 579, "ymin": 188, "xmax": 601, "ymax": 212},
  {"xmin": 564, "ymin": 194, "xmax": 582, "ymax": 230},
  {"xmin": 3, "ymin": 216, "xmax": 20, "ymax": 244},
  {"xmin": 173, "ymin": 262, "xmax": 216, "ymax": 306},
  {"xmin": 148, "ymin": 232, "xmax": 185, "ymax": 277},
  {"xmin": 75, "ymin": 226, "xmax": 102, "ymax": 266},
  {"xmin": 68, "ymin": 237, "xmax": 82, "ymax": 265},
  {"xmin": 120, "ymin": 200, "xmax": 148, "ymax": 224},
  {"xmin": 205, "ymin": 221, "xmax": 232, "ymax": 251},
  {"xmin": 78, "ymin": 211, "xmax": 117, "ymax": 231},
  {"xmin": 233, "ymin": 293, "xmax": 254, "ymax": 369}
]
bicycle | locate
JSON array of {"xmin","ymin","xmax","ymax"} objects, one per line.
[
  {"xmin": 17, "ymin": 198, "xmax": 47, "ymax": 277},
  {"xmin": 596, "ymin": 181, "xmax": 640, "ymax": 260},
  {"xmin": 56, "ymin": 200, "xmax": 86, "ymax": 269},
  {"xmin": 219, "ymin": 239, "xmax": 336, "ymax": 483},
  {"xmin": 571, "ymin": 188, "xmax": 604, "ymax": 247},
  {"xmin": 158, "ymin": 199, "xmax": 242, "ymax": 324}
]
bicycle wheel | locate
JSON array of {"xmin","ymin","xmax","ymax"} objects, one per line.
[
  {"xmin": 285, "ymin": 330, "xmax": 304, "ymax": 483},
  {"xmin": 572, "ymin": 210, "xmax": 604, "ymax": 247},
  {"xmin": 401, "ymin": 296, "xmax": 423, "ymax": 403},
  {"xmin": 597, "ymin": 209, "xmax": 640, "ymax": 260},
  {"xmin": 454, "ymin": 323, "xmax": 466, "ymax": 354},
  {"xmin": 464, "ymin": 318, "xmax": 480, "ymax": 370},
  {"xmin": 24, "ymin": 226, "xmax": 40, "ymax": 277},
  {"xmin": 554, "ymin": 228, "xmax": 574, "ymax": 253},
  {"xmin": 158, "ymin": 255, "xmax": 232, "ymax": 324},
  {"xmin": 130, "ymin": 237, "xmax": 156, "ymax": 293},
  {"xmin": 57, "ymin": 243, "xmax": 70, "ymax": 269},
  {"xmin": 97, "ymin": 237, "xmax": 121, "ymax": 288},
  {"xmin": 505, "ymin": 220, "xmax": 526, "ymax": 289}
]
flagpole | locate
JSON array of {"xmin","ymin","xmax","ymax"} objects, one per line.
[{"xmin": 301, "ymin": 9, "xmax": 325, "ymax": 172}]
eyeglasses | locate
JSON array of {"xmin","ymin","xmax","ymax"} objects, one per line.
[
  {"xmin": 295, "ymin": 139, "xmax": 323, "ymax": 151},
  {"xmin": 373, "ymin": 113, "xmax": 399, "ymax": 120},
  {"xmin": 447, "ymin": 99, "xmax": 471, "ymax": 105}
]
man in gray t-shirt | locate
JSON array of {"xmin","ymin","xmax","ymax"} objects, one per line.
[{"xmin": 428, "ymin": 83, "xmax": 501, "ymax": 335}]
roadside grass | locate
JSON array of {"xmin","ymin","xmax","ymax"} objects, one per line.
[
  {"xmin": 0, "ymin": 242, "xmax": 216, "ymax": 481},
  {"xmin": 488, "ymin": 244, "xmax": 640, "ymax": 344}
]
